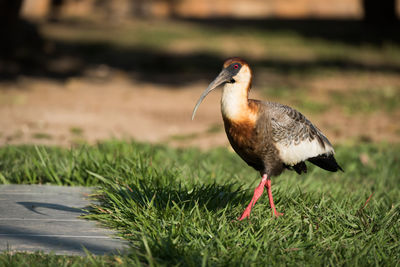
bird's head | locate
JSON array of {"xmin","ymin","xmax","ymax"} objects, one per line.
[{"xmin": 192, "ymin": 57, "xmax": 252, "ymax": 120}]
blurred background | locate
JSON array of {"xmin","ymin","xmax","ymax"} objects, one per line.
[{"xmin": 1, "ymin": 0, "xmax": 400, "ymax": 148}]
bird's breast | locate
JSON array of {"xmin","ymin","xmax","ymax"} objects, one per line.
[
  {"xmin": 222, "ymin": 102, "xmax": 285, "ymax": 175},
  {"xmin": 223, "ymin": 117, "xmax": 265, "ymax": 171},
  {"xmin": 221, "ymin": 99, "xmax": 261, "ymax": 156},
  {"xmin": 223, "ymin": 118, "xmax": 255, "ymax": 147}
]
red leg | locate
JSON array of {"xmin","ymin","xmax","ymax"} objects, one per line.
[
  {"xmin": 266, "ymin": 178, "xmax": 283, "ymax": 217},
  {"xmin": 238, "ymin": 175, "xmax": 268, "ymax": 221}
]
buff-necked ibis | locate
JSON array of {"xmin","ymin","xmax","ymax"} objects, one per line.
[{"xmin": 192, "ymin": 57, "xmax": 343, "ymax": 220}]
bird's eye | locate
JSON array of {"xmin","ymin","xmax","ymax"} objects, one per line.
[{"xmin": 234, "ymin": 64, "xmax": 239, "ymax": 69}]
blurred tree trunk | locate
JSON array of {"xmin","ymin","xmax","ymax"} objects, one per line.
[
  {"xmin": 132, "ymin": 0, "xmax": 148, "ymax": 17},
  {"xmin": 48, "ymin": 0, "xmax": 64, "ymax": 22},
  {"xmin": 362, "ymin": 0, "xmax": 397, "ymax": 25},
  {"xmin": 0, "ymin": 0, "xmax": 43, "ymax": 78},
  {"xmin": 166, "ymin": 0, "xmax": 178, "ymax": 18},
  {"xmin": 0, "ymin": 0, "xmax": 23, "ymax": 57},
  {"xmin": 0, "ymin": 0, "xmax": 23, "ymax": 25}
]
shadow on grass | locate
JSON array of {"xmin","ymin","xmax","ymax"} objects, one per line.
[
  {"xmin": 94, "ymin": 180, "xmax": 250, "ymax": 265},
  {"xmin": 183, "ymin": 18, "xmax": 400, "ymax": 46},
  {"xmin": 1, "ymin": 18, "xmax": 400, "ymax": 85},
  {"xmin": 3, "ymin": 40, "xmax": 400, "ymax": 85},
  {"xmin": 107, "ymin": 180, "xmax": 246, "ymax": 213}
]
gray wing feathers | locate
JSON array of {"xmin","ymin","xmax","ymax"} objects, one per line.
[{"xmin": 264, "ymin": 102, "xmax": 334, "ymax": 165}]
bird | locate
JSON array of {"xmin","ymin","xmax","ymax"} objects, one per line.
[{"xmin": 191, "ymin": 57, "xmax": 343, "ymax": 221}]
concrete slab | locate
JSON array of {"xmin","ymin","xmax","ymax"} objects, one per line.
[{"xmin": 0, "ymin": 184, "xmax": 128, "ymax": 255}]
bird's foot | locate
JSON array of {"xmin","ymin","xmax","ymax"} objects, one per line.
[
  {"xmin": 272, "ymin": 210, "xmax": 284, "ymax": 217},
  {"xmin": 238, "ymin": 199, "xmax": 255, "ymax": 220},
  {"xmin": 238, "ymin": 208, "xmax": 251, "ymax": 221}
]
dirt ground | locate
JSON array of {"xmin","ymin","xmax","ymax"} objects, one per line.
[
  {"xmin": 0, "ymin": 72, "xmax": 226, "ymax": 148},
  {"xmin": 1, "ymin": 68, "xmax": 399, "ymax": 149}
]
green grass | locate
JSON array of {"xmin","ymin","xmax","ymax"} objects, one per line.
[
  {"xmin": 70, "ymin": 127, "xmax": 84, "ymax": 136},
  {"xmin": 0, "ymin": 140, "xmax": 399, "ymax": 265},
  {"xmin": 331, "ymin": 87, "xmax": 400, "ymax": 114},
  {"xmin": 168, "ymin": 132, "xmax": 200, "ymax": 141},
  {"xmin": 167, "ymin": 124, "xmax": 223, "ymax": 143},
  {"xmin": 0, "ymin": 251, "xmax": 141, "ymax": 266},
  {"xmin": 263, "ymin": 86, "xmax": 330, "ymax": 114},
  {"xmin": 32, "ymin": 132, "xmax": 53, "ymax": 140}
]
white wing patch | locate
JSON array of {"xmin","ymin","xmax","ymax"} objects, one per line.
[{"xmin": 276, "ymin": 138, "xmax": 334, "ymax": 166}]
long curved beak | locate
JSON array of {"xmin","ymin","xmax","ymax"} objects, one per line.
[{"xmin": 191, "ymin": 69, "xmax": 231, "ymax": 120}]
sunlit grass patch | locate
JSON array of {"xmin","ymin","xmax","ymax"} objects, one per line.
[
  {"xmin": 0, "ymin": 141, "xmax": 399, "ymax": 265},
  {"xmin": 31, "ymin": 132, "xmax": 53, "ymax": 140},
  {"xmin": 168, "ymin": 132, "xmax": 200, "ymax": 141},
  {"xmin": 0, "ymin": 251, "xmax": 141, "ymax": 266},
  {"xmin": 262, "ymin": 86, "xmax": 330, "ymax": 114},
  {"xmin": 330, "ymin": 86, "xmax": 400, "ymax": 114},
  {"xmin": 70, "ymin": 126, "xmax": 84, "ymax": 136},
  {"xmin": 206, "ymin": 123, "xmax": 223, "ymax": 134}
]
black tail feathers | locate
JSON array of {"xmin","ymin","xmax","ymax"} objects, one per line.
[{"xmin": 308, "ymin": 153, "xmax": 344, "ymax": 172}]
